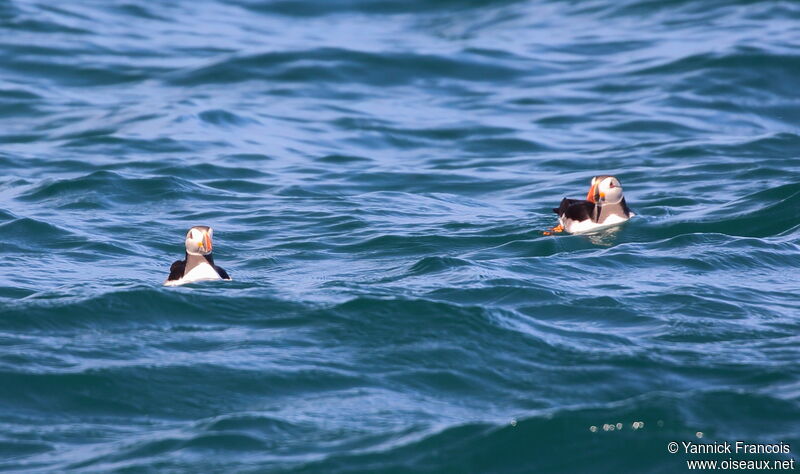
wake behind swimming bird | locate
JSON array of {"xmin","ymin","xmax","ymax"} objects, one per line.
[
  {"xmin": 164, "ymin": 226, "xmax": 231, "ymax": 286},
  {"xmin": 548, "ymin": 176, "xmax": 635, "ymax": 234}
]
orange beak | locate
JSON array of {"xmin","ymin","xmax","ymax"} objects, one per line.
[
  {"xmin": 586, "ymin": 182, "xmax": 598, "ymax": 203},
  {"xmin": 204, "ymin": 232, "xmax": 212, "ymax": 252}
]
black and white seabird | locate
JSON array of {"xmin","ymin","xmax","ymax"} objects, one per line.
[
  {"xmin": 549, "ymin": 176, "xmax": 635, "ymax": 234},
  {"xmin": 164, "ymin": 225, "xmax": 231, "ymax": 286}
]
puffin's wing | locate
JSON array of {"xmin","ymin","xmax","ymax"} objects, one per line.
[
  {"xmin": 167, "ymin": 260, "xmax": 186, "ymax": 281},
  {"xmin": 620, "ymin": 197, "xmax": 634, "ymax": 217},
  {"xmin": 554, "ymin": 198, "xmax": 595, "ymax": 221},
  {"xmin": 214, "ymin": 266, "xmax": 231, "ymax": 280},
  {"xmin": 553, "ymin": 198, "xmax": 580, "ymax": 214}
]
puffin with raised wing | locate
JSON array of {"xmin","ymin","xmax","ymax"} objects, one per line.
[
  {"xmin": 164, "ymin": 225, "xmax": 231, "ymax": 286},
  {"xmin": 547, "ymin": 176, "xmax": 634, "ymax": 234}
]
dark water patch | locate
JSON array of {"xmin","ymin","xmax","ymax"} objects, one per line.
[
  {"xmin": 65, "ymin": 437, "xmax": 186, "ymax": 471},
  {"xmin": 16, "ymin": 171, "xmax": 225, "ymax": 207},
  {"xmin": 236, "ymin": 0, "xmax": 526, "ymax": 17},
  {"xmin": 0, "ymin": 55, "xmax": 150, "ymax": 87},
  {"xmin": 654, "ymin": 182, "xmax": 800, "ymax": 238},
  {"xmin": 310, "ymin": 297, "xmax": 568, "ymax": 368},
  {"xmin": 465, "ymin": 230, "xmax": 604, "ymax": 261},
  {"xmin": 724, "ymin": 132, "xmax": 800, "ymax": 159},
  {"xmin": 0, "ymin": 286, "xmax": 36, "ymax": 299},
  {"xmin": 224, "ymin": 153, "xmax": 274, "ymax": 162},
  {"xmin": 464, "ymin": 136, "xmax": 551, "ymax": 154},
  {"xmin": 306, "ymin": 214, "xmax": 370, "ymax": 235},
  {"xmin": 169, "ymin": 48, "xmax": 525, "ymax": 87},
  {"xmin": 202, "ymin": 413, "xmax": 307, "ymax": 436},
  {"xmin": 274, "ymin": 185, "xmax": 351, "ymax": 199},
  {"xmin": 110, "ymin": 3, "xmax": 170, "ymax": 21},
  {"xmin": 407, "ymin": 256, "xmax": 472, "ymax": 276},
  {"xmin": 0, "ymin": 11, "xmax": 92, "ymax": 36},
  {"xmin": 197, "ymin": 109, "xmax": 260, "ymax": 127},
  {"xmin": 554, "ymin": 39, "xmax": 656, "ymax": 57},
  {"xmin": 1, "ymin": 158, "xmax": 98, "ymax": 174},
  {"xmin": 0, "ymin": 287, "xmax": 309, "ymax": 332},
  {"xmin": 597, "ymin": 0, "xmax": 715, "ymax": 19},
  {"xmin": 203, "ymin": 179, "xmax": 274, "ymax": 194},
  {"xmin": 0, "ymin": 87, "xmax": 43, "ymax": 117},
  {"xmin": 0, "ymin": 208, "xmax": 16, "ymax": 222},
  {"xmin": 332, "ymin": 118, "xmax": 514, "ymax": 142},
  {"xmin": 518, "ymin": 299, "xmax": 652, "ymax": 328},
  {"xmin": 175, "ymin": 431, "xmax": 269, "ymax": 451},
  {"xmin": 296, "ymin": 391, "xmax": 800, "ymax": 473},
  {"xmin": 0, "ymin": 217, "xmax": 82, "ymax": 251},
  {"xmin": 314, "ymin": 154, "xmax": 372, "ymax": 164},
  {"xmin": 0, "ymin": 132, "xmax": 45, "ymax": 144},
  {"xmin": 156, "ymin": 163, "xmax": 270, "ymax": 180},
  {"xmin": 595, "ymin": 119, "xmax": 702, "ymax": 136},
  {"xmin": 634, "ymin": 51, "xmax": 800, "ymax": 98},
  {"xmin": 330, "ymin": 233, "xmax": 470, "ymax": 257},
  {"xmin": 576, "ymin": 233, "xmax": 793, "ymax": 270},
  {"xmin": 430, "ymin": 284, "xmax": 560, "ymax": 310},
  {"xmin": 60, "ymin": 135, "xmax": 194, "ymax": 153},
  {"xmin": 650, "ymin": 291, "xmax": 769, "ymax": 326},
  {"xmin": 536, "ymin": 113, "xmax": 593, "ymax": 125},
  {"xmin": 0, "ymin": 364, "xmax": 367, "ymax": 422},
  {"xmin": 342, "ymin": 171, "xmax": 522, "ymax": 194},
  {"xmin": 0, "ymin": 439, "xmax": 52, "ymax": 458},
  {"xmin": 317, "ymin": 296, "xmax": 506, "ymax": 343},
  {"xmin": 57, "ymin": 126, "xmax": 118, "ymax": 141}
]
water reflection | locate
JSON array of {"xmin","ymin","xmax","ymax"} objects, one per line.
[{"xmin": 584, "ymin": 225, "xmax": 623, "ymax": 246}]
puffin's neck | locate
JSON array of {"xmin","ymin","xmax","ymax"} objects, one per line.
[
  {"xmin": 596, "ymin": 200, "xmax": 628, "ymax": 222},
  {"xmin": 185, "ymin": 252, "xmax": 214, "ymax": 273}
]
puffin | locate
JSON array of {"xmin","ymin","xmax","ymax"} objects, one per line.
[
  {"xmin": 547, "ymin": 175, "xmax": 634, "ymax": 234},
  {"xmin": 164, "ymin": 225, "xmax": 231, "ymax": 286}
]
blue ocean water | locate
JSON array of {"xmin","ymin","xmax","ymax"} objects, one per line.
[{"xmin": 1, "ymin": 0, "xmax": 799, "ymax": 471}]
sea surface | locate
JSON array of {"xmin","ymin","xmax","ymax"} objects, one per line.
[{"xmin": 1, "ymin": 0, "xmax": 799, "ymax": 472}]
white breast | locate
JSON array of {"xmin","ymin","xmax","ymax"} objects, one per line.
[
  {"xmin": 164, "ymin": 262, "xmax": 221, "ymax": 287},
  {"xmin": 561, "ymin": 212, "xmax": 634, "ymax": 234}
]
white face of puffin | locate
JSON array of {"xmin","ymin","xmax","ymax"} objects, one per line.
[
  {"xmin": 185, "ymin": 226, "xmax": 213, "ymax": 256},
  {"xmin": 586, "ymin": 176, "xmax": 624, "ymax": 204}
]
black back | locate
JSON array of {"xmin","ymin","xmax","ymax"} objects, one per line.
[
  {"xmin": 167, "ymin": 259, "xmax": 186, "ymax": 281},
  {"xmin": 553, "ymin": 198, "xmax": 596, "ymax": 222}
]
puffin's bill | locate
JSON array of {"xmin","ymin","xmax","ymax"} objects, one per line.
[{"xmin": 586, "ymin": 182, "xmax": 598, "ymax": 202}]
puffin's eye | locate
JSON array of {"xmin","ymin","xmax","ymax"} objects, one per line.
[{"xmin": 609, "ymin": 182, "xmax": 616, "ymax": 188}]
